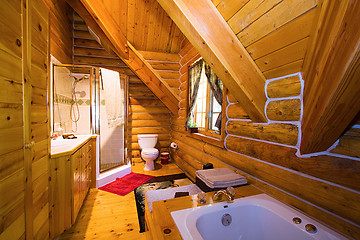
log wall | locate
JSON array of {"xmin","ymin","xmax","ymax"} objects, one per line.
[{"xmin": 170, "ymin": 42, "xmax": 360, "ymax": 239}]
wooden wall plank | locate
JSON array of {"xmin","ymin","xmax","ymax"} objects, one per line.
[
  {"xmin": 139, "ymin": 51, "xmax": 180, "ymax": 62},
  {"xmin": 255, "ymin": 38, "xmax": 309, "ymax": 72},
  {"xmin": 215, "ymin": 0, "xmax": 249, "ymax": 21},
  {"xmin": 227, "ymin": 103, "xmax": 250, "ymax": 120},
  {"xmin": 0, "ymin": 3, "xmax": 25, "ymax": 237},
  {"xmin": 226, "ymin": 135, "xmax": 360, "ymax": 191},
  {"xmin": 227, "ymin": 121, "xmax": 299, "ymax": 146},
  {"xmin": 263, "ymin": 59, "xmax": 303, "ymax": 79},
  {"xmin": 228, "ymin": 0, "xmax": 282, "ymax": 34},
  {"xmin": 267, "ymin": 75, "xmax": 301, "ymax": 98},
  {"xmin": 266, "ymin": 99, "xmax": 301, "ymax": 121},
  {"xmin": 236, "ymin": 0, "xmax": 316, "ymax": 47},
  {"xmin": 247, "ymin": 9, "xmax": 316, "ymax": 60}
]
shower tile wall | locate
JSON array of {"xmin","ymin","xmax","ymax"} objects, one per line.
[
  {"xmin": 53, "ymin": 66, "xmax": 73, "ymax": 133},
  {"xmin": 74, "ymin": 79, "xmax": 91, "ymax": 134},
  {"xmin": 53, "ymin": 68, "xmax": 91, "ymax": 135}
]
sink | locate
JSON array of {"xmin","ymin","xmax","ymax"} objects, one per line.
[
  {"xmin": 171, "ymin": 194, "xmax": 347, "ymax": 240},
  {"xmin": 51, "ymin": 135, "xmax": 92, "ymax": 156}
]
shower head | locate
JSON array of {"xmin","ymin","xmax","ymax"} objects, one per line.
[{"xmin": 73, "ymin": 75, "xmax": 89, "ymax": 82}]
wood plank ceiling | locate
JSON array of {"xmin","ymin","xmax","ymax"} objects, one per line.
[
  {"xmin": 105, "ymin": 0, "xmax": 185, "ymax": 53},
  {"xmin": 212, "ymin": 0, "xmax": 317, "ymax": 79}
]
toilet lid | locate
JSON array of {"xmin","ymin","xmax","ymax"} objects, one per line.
[{"xmin": 142, "ymin": 148, "xmax": 159, "ymax": 154}]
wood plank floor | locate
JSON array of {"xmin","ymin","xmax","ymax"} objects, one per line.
[{"xmin": 57, "ymin": 161, "xmax": 184, "ymax": 239}]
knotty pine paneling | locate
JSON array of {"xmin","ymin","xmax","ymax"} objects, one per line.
[
  {"xmin": 0, "ymin": 1, "xmax": 25, "ymax": 238},
  {"xmin": 212, "ymin": 0, "xmax": 317, "ymax": 78},
  {"xmin": 170, "ymin": 41, "xmax": 360, "ymax": 238},
  {"xmin": 28, "ymin": 1, "xmax": 51, "ymax": 238},
  {"xmin": 1, "ymin": 0, "xmax": 50, "ymax": 239},
  {"xmin": 126, "ymin": 0, "xmax": 184, "ymax": 53},
  {"xmin": 44, "ymin": 0, "xmax": 73, "ymax": 64}
]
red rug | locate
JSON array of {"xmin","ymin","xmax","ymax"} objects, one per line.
[{"xmin": 99, "ymin": 172, "xmax": 153, "ymax": 196}]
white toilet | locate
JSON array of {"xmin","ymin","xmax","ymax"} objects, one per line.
[{"xmin": 138, "ymin": 134, "xmax": 159, "ymax": 171}]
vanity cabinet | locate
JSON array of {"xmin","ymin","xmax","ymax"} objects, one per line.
[
  {"xmin": 72, "ymin": 140, "xmax": 94, "ymax": 221},
  {"xmin": 50, "ymin": 137, "xmax": 96, "ymax": 237}
]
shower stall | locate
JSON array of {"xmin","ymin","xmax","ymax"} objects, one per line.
[{"xmin": 52, "ymin": 64, "xmax": 130, "ymax": 186}]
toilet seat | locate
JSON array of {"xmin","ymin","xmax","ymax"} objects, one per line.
[{"xmin": 141, "ymin": 148, "xmax": 159, "ymax": 158}]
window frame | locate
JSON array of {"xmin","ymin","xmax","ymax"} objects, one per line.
[{"xmin": 186, "ymin": 58, "xmax": 227, "ymax": 148}]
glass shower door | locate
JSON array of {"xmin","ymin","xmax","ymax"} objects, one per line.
[{"xmin": 97, "ymin": 68, "xmax": 127, "ymax": 172}]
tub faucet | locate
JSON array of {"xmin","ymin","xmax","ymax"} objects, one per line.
[{"xmin": 213, "ymin": 187, "xmax": 235, "ymax": 203}]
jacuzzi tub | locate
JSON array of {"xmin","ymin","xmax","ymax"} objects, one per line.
[{"xmin": 171, "ymin": 194, "xmax": 348, "ymax": 240}]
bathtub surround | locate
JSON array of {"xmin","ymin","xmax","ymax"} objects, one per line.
[{"xmin": 171, "ymin": 194, "xmax": 348, "ymax": 240}]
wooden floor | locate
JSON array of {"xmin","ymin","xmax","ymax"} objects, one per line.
[{"xmin": 57, "ymin": 161, "xmax": 183, "ymax": 239}]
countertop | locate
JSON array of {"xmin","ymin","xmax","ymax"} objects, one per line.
[
  {"xmin": 149, "ymin": 185, "xmax": 263, "ymax": 240},
  {"xmin": 50, "ymin": 135, "xmax": 97, "ymax": 158}
]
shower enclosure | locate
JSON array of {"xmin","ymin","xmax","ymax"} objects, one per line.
[{"xmin": 52, "ymin": 64, "xmax": 129, "ymax": 176}]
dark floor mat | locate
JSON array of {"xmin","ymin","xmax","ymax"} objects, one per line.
[{"xmin": 134, "ymin": 173, "xmax": 188, "ymax": 232}]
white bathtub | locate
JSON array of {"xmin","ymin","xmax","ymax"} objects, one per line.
[{"xmin": 171, "ymin": 194, "xmax": 348, "ymax": 240}]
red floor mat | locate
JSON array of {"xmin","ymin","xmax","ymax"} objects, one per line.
[{"xmin": 99, "ymin": 172, "xmax": 153, "ymax": 196}]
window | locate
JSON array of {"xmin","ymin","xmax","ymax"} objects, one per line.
[{"xmin": 187, "ymin": 59, "xmax": 226, "ymax": 141}]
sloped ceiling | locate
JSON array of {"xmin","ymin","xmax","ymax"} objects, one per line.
[
  {"xmin": 212, "ymin": 0, "xmax": 317, "ymax": 79},
  {"xmin": 103, "ymin": 0, "xmax": 185, "ymax": 53}
]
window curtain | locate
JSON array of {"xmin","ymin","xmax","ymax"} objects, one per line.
[
  {"xmin": 204, "ymin": 63, "xmax": 223, "ymax": 132},
  {"xmin": 186, "ymin": 59, "xmax": 204, "ymax": 128}
]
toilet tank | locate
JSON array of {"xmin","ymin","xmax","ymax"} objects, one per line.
[{"xmin": 138, "ymin": 134, "xmax": 158, "ymax": 149}]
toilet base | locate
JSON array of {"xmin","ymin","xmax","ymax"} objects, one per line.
[{"xmin": 144, "ymin": 160, "xmax": 155, "ymax": 171}]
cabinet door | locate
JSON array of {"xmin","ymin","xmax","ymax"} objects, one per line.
[
  {"xmin": 71, "ymin": 148, "xmax": 82, "ymax": 223},
  {"xmin": 80, "ymin": 148, "xmax": 87, "ymax": 204}
]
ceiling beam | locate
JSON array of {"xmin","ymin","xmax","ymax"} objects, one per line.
[
  {"xmin": 301, "ymin": 0, "xmax": 360, "ymax": 154},
  {"xmin": 79, "ymin": 0, "xmax": 129, "ymax": 60},
  {"xmin": 66, "ymin": 0, "xmax": 180, "ymax": 115},
  {"xmin": 157, "ymin": 0, "xmax": 267, "ymax": 122}
]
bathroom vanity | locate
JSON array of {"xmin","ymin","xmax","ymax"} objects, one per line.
[{"xmin": 49, "ymin": 135, "xmax": 97, "ymax": 237}]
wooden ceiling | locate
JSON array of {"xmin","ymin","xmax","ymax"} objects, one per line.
[
  {"xmin": 211, "ymin": 0, "xmax": 317, "ymax": 79},
  {"xmin": 101, "ymin": 0, "xmax": 185, "ymax": 53}
]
